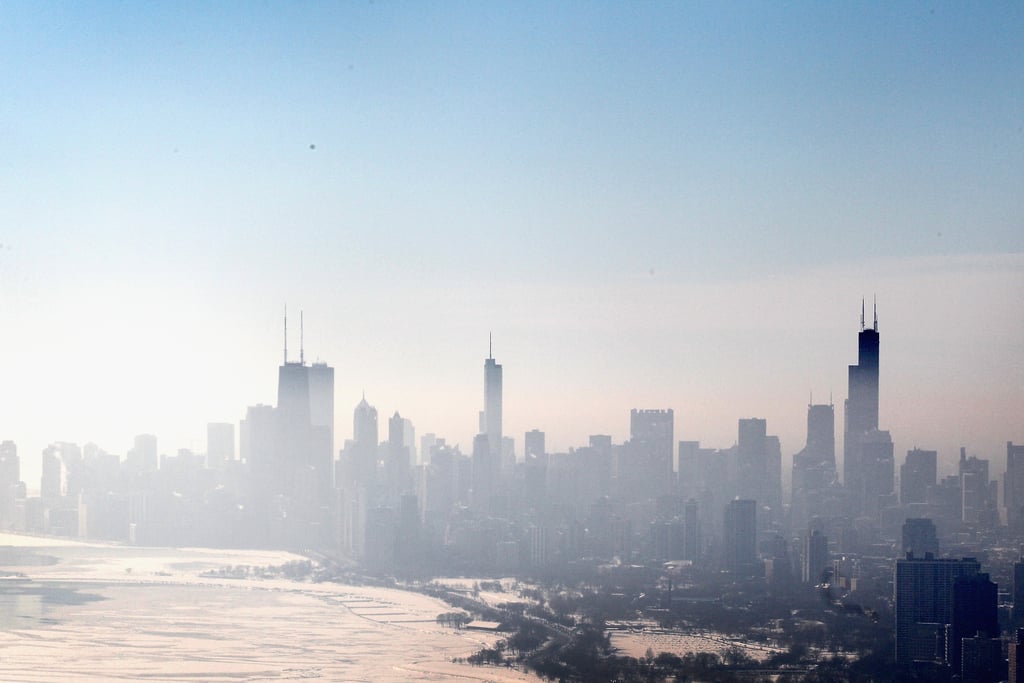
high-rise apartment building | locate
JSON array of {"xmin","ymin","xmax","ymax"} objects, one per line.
[{"xmin": 894, "ymin": 555, "xmax": 980, "ymax": 666}]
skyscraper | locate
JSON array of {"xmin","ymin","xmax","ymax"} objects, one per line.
[
  {"xmin": 802, "ymin": 527, "xmax": 829, "ymax": 584},
  {"xmin": 844, "ymin": 301, "xmax": 880, "ymax": 513},
  {"xmin": 723, "ymin": 498, "xmax": 757, "ymax": 576},
  {"xmin": 894, "ymin": 555, "xmax": 980, "ymax": 666},
  {"xmin": 1013, "ymin": 561, "xmax": 1024, "ymax": 624},
  {"xmin": 736, "ymin": 418, "xmax": 782, "ymax": 511},
  {"xmin": 949, "ymin": 573, "xmax": 998, "ymax": 674},
  {"xmin": 901, "ymin": 448, "xmax": 937, "ymax": 506},
  {"xmin": 348, "ymin": 394, "xmax": 379, "ymax": 489},
  {"xmin": 206, "ymin": 423, "xmax": 234, "ymax": 471},
  {"xmin": 483, "ymin": 337, "xmax": 503, "ymax": 468},
  {"xmin": 791, "ymin": 402, "xmax": 836, "ymax": 528},
  {"xmin": 1006, "ymin": 442, "xmax": 1024, "ymax": 530},
  {"xmin": 902, "ymin": 518, "xmax": 939, "ymax": 559},
  {"xmin": 623, "ymin": 409, "xmax": 674, "ymax": 499},
  {"xmin": 275, "ymin": 312, "xmax": 335, "ymax": 506},
  {"xmin": 524, "ymin": 430, "xmax": 546, "ymax": 459},
  {"xmin": 386, "ymin": 410, "xmax": 411, "ymax": 494}
]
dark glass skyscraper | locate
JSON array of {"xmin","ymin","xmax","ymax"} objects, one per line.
[
  {"xmin": 844, "ymin": 301, "xmax": 880, "ymax": 513},
  {"xmin": 723, "ymin": 498, "xmax": 757, "ymax": 576}
]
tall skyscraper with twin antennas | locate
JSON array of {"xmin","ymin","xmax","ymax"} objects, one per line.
[
  {"xmin": 844, "ymin": 299, "xmax": 881, "ymax": 512},
  {"xmin": 274, "ymin": 308, "xmax": 335, "ymax": 511}
]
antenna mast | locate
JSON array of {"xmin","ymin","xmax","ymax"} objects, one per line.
[
  {"xmin": 860, "ymin": 299, "xmax": 865, "ymax": 332},
  {"xmin": 873, "ymin": 295, "xmax": 878, "ymax": 331}
]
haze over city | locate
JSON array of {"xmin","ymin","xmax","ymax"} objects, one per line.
[
  {"xmin": 3, "ymin": 3, "xmax": 1024, "ymax": 682},
  {"xmin": 2, "ymin": 3, "xmax": 1021, "ymax": 487}
]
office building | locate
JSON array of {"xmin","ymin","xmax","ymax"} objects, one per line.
[
  {"xmin": 622, "ymin": 409, "xmax": 674, "ymax": 500},
  {"xmin": 791, "ymin": 403, "xmax": 837, "ymax": 528},
  {"xmin": 901, "ymin": 448, "xmax": 937, "ymax": 506},
  {"xmin": 959, "ymin": 448, "xmax": 996, "ymax": 525},
  {"xmin": 844, "ymin": 301, "xmax": 880, "ymax": 513},
  {"xmin": 902, "ymin": 518, "xmax": 939, "ymax": 559},
  {"xmin": 723, "ymin": 498, "xmax": 757, "ymax": 576},
  {"xmin": 525, "ymin": 429, "xmax": 545, "ymax": 459},
  {"xmin": 483, "ymin": 337, "xmax": 502, "ymax": 474},
  {"xmin": 683, "ymin": 498, "xmax": 700, "ymax": 561},
  {"xmin": 802, "ymin": 527, "xmax": 829, "ymax": 585},
  {"xmin": 206, "ymin": 423, "xmax": 234, "ymax": 470}
]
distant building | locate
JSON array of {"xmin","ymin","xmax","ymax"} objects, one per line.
[
  {"xmin": 524, "ymin": 429, "xmax": 545, "ymax": 459},
  {"xmin": 791, "ymin": 403, "xmax": 836, "ymax": 528},
  {"xmin": 1006, "ymin": 442, "xmax": 1024, "ymax": 530},
  {"xmin": 723, "ymin": 498, "xmax": 757, "ymax": 576},
  {"xmin": 683, "ymin": 498, "xmax": 700, "ymax": 561},
  {"xmin": 959, "ymin": 448, "xmax": 996, "ymax": 525},
  {"xmin": 126, "ymin": 434, "xmax": 158, "ymax": 474},
  {"xmin": 802, "ymin": 528, "xmax": 829, "ymax": 585},
  {"xmin": 858, "ymin": 429, "xmax": 894, "ymax": 517},
  {"xmin": 902, "ymin": 518, "xmax": 939, "ymax": 559},
  {"xmin": 901, "ymin": 448, "xmax": 937, "ymax": 506},
  {"xmin": 483, "ymin": 338, "xmax": 502, "ymax": 476},
  {"xmin": 206, "ymin": 423, "xmax": 234, "ymax": 470},
  {"xmin": 622, "ymin": 409, "xmax": 674, "ymax": 500}
]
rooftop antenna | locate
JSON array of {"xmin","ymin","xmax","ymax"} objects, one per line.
[
  {"xmin": 873, "ymin": 295, "xmax": 878, "ymax": 331},
  {"xmin": 489, "ymin": 332, "xmax": 493, "ymax": 360},
  {"xmin": 283, "ymin": 305, "xmax": 288, "ymax": 364},
  {"xmin": 860, "ymin": 298, "xmax": 865, "ymax": 332},
  {"xmin": 300, "ymin": 310, "xmax": 305, "ymax": 365}
]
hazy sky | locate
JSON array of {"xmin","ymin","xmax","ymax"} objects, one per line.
[{"xmin": 2, "ymin": 2, "xmax": 1022, "ymax": 487}]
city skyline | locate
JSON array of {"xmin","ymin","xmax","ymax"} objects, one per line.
[
  {"xmin": 4, "ymin": 289, "xmax": 1023, "ymax": 490},
  {"xmin": 1, "ymin": 3, "xmax": 1021, "ymax": 484}
]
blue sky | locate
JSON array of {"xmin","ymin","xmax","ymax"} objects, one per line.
[{"xmin": 1, "ymin": 2, "xmax": 1022, "ymax": 485}]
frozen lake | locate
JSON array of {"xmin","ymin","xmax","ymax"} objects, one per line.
[{"xmin": 0, "ymin": 533, "xmax": 539, "ymax": 682}]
